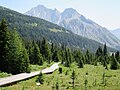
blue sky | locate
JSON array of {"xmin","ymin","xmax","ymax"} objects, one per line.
[{"xmin": 0, "ymin": 0, "xmax": 120, "ymax": 30}]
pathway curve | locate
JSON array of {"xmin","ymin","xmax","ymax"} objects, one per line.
[{"xmin": 0, "ymin": 62, "xmax": 60, "ymax": 87}]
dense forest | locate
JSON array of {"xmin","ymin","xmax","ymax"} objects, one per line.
[
  {"xmin": 0, "ymin": 19, "xmax": 119, "ymax": 75},
  {"xmin": 0, "ymin": 6, "xmax": 116, "ymax": 52}
]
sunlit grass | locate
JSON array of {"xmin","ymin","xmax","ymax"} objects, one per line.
[{"xmin": 0, "ymin": 63, "xmax": 120, "ymax": 90}]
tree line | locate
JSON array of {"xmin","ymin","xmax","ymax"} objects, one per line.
[{"xmin": 0, "ymin": 19, "xmax": 120, "ymax": 74}]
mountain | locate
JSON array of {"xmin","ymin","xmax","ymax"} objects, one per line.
[
  {"xmin": 0, "ymin": 6, "xmax": 114, "ymax": 52},
  {"xmin": 25, "ymin": 5, "xmax": 120, "ymax": 49},
  {"xmin": 111, "ymin": 28, "xmax": 120, "ymax": 40},
  {"xmin": 26, "ymin": 5, "xmax": 60, "ymax": 24}
]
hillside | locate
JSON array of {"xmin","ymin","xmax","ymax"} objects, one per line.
[
  {"xmin": 111, "ymin": 28, "xmax": 120, "ymax": 40},
  {"xmin": 0, "ymin": 6, "xmax": 115, "ymax": 52},
  {"xmin": 25, "ymin": 5, "xmax": 120, "ymax": 49}
]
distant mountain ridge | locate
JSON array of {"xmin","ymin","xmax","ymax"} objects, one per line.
[
  {"xmin": 111, "ymin": 28, "xmax": 120, "ymax": 40},
  {"xmin": 25, "ymin": 5, "xmax": 120, "ymax": 49}
]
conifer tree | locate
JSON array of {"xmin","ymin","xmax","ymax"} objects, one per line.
[
  {"xmin": 0, "ymin": 19, "xmax": 30, "ymax": 74},
  {"xmin": 41, "ymin": 38, "xmax": 51, "ymax": 63},
  {"xmin": 52, "ymin": 50, "xmax": 60, "ymax": 62},
  {"xmin": 103, "ymin": 43, "xmax": 107, "ymax": 56},
  {"xmin": 85, "ymin": 50, "xmax": 91, "ymax": 64},
  {"xmin": 0, "ymin": 19, "xmax": 10, "ymax": 72},
  {"xmin": 8, "ymin": 29, "xmax": 30, "ymax": 74},
  {"xmin": 115, "ymin": 51, "xmax": 120, "ymax": 63},
  {"xmin": 76, "ymin": 51, "xmax": 84, "ymax": 68},
  {"xmin": 36, "ymin": 72, "xmax": 44, "ymax": 84},
  {"xmin": 64, "ymin": 48, "xmax": 70, "ymax": 67},
  {"xmin": 110, "ymin": 54, "xmax": 119, "ymax": 70},
  {"xmin": 96, "ymin": 46, "xmax": 103, "ymax": 57},
  {"xmin": 78, "ymin": 57, "xmax": 84, "ymax": 68},
  {"xmin": 32, "ymin": 43, "xmax": 43, "ymax": 65}
]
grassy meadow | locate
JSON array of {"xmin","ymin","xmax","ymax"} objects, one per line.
[{"xmin": 0, "ymin": 63, "xmax": 120, "ymax": 90}]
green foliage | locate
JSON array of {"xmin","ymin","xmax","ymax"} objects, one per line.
[
  {"xmin": 0, "ymin": 19, "xmax": 30, "ymax": 74},
  {"xmin": 102, "ymin": 72, "xmax": 106, "ymax": 85},
  {"xmin": 96, "ymin": 46, "xmax": 103, "ymax": 57},
  {"xmin": 71, "ymin": 70, "xmax": 76, "ymax": 89},
  {"xmin": 110, "ymin": 54, "xmax": 119, "ymax": 70},
  {"xmin": 55, "ymin": 79, "xmax": 59, "ymax": 90},
  {"xmin": 115, "ymin": 51, "xmax": 120, "ymax": 63},
  {"xmin": 0, "ymin": 19, "xmax": 10, "ymax": 72},
  {"xmin": 103, "ymin": 43, "xmax": 107, "ymax": 56},
  {"xmin": 59, "ymin": 67, "xmax": 62, "ymax": 74},
  {"xmin": 52, "ymin": 50, "xmax": 61, "ymax": 62},
  {"xmin": 36, "ymin": 72, "xmax": 44, "ymax": 84},
  {"xmin": 64, "ymin": 48, "xmax": 73, "ymax": 67},
  {"xmin": 84, "ymin": 78, "xmax": 88, "ymax": 90},
  {"xmin": 0, "ymin": 71, "xmax": 12, "ymax": 78},
  {"xmin": 41, "ymin": 38, "xmax": 51, "ymax": 63},
  {"xmin": 75, "ymin": 51, "xmax": 84, "ymax": 68},
  {"xmin": 2, "ymin": 64, "xmax": 120, "ymax": 90},
  {"xmin": 31, "ymin": 43, "xmax": 43, "ymax": 65},
  {"xmin": 7, "ymin": 29, "xmax": 30, "ymax": 74}
]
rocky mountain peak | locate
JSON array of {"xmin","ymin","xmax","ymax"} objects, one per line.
[{"xmin": 61, "ymin": 8, "xmax": 81, "ymax": 18}]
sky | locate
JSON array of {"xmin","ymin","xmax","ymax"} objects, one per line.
[{"xmin": 0, "ymin": 0, "xmax": 120, "ymax": 30}]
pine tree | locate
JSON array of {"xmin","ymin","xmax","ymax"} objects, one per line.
[
  {"xmin": 96, "ymin": 46, "xmax": 103, "ymax": 57},
  {"xmin": 8, "ymin": 29, "xmax": 30, "ymax": 74},
  {"xmin": 52, "ymin": 50, "xmax": 60, "ymax": 62},
  {"xmin": 0, "ymin": 19, "xmax": 30, "ymax": 74},
  {"xmin": 103, "ymin": 43, "xmax": 107, "ymax": 56},
  {"xmin": 36, "ymin": 72, "xmax": 44, "ymax": 84},
  {"xmin": 41, "ymin": 38, "xmax": 51, "ymax": 64},
  {"xmin": 32, "ymin": 43, "xmax": 43, "ymax": 65},
  {"xmin": 77, "ymin": 51, "xmax": 84, "ymax": 68},
  {"xmin": 115, "ymin": 51, "xmax": 120, "ymax": 63},
  {"xmin": 85, "ymin": 50, "xmax": 91, "ymax": 64},
  {"xmin": 64, "ymin": 48, "xmax": 70, "ymax": 67},
  {"xmin": 78, "ymin": 57, "xmax": 84, "ymax": 68},
  {"xmin": 0, "ymin": 19, "xmax": 10, "ymax": 72},
  {"xmin": 110, "ymin": 54, "xmax": 119, "ymax": 70}
]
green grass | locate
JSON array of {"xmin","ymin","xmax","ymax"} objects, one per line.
[
  {"xmin": 30, "ymin": 62, "xmax": 54, "ymax": 72},
  {"xmin": 0, "ymin": 72, "xmax": 12, "ymax": 78},
  {"xmin": 0, "ymin": 63, "xmax": 120, "ymax": 90}
]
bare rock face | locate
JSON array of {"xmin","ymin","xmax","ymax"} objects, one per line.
[
  {"xmin": 111, "ymin": 28, "xmax": 120, "ymax": 40},
  {"xmin": 25, "ymin": 5, "xmax": 120, "ymax": 49}
]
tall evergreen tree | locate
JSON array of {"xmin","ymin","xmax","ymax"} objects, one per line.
[
  {"xmin": 36, "ymin": 72, "xmax": 44, "ymax": 84},
  {"xmin": 8, "ymin": 29, "xmax": 30, "ymax": 74},
  {"xmin": 52, "ymin": 50, "xmax": 60, "ymax": 62},
  {"xmin": 85, "ymin": 50, "xmax": 91, "ymax": 64},
  {"xmin": 78, "ymin": 56, "xmax": 84, "ymax": 68},
  {"xmin": 41, "ymin": 38, "xmax": 51, "ymax": 63},
  {"xmin": 64, "ymin": 48, "xmax": 73, "ymax": 67},
  {"xmin": 115, "ymin": 51, "xmax": 120, "ymax": 63},
  {"xmin": 96, "ymin": 46, "xmax": 103, "ymax": 57},
  {"xmin": 0, "ymin": 19, "xmax": 10, "ymax": 72},
  {"xmin": 103, "ymin": 43, "xmax": 107, "ymax": 56},
  {"xmin": 0, "ymin": 19, "xmax": 30, "ymax": 74},
  {"xmin": 110, "ymin": 54, "xmax": 119, "ymax": 70},
  {"xmin": 32, "ymin": 43, "xmax": 43, "ymax": 65},
  {"xmin": 75, "ymin": 51, "xmax": 84, "ymax": 68}
]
